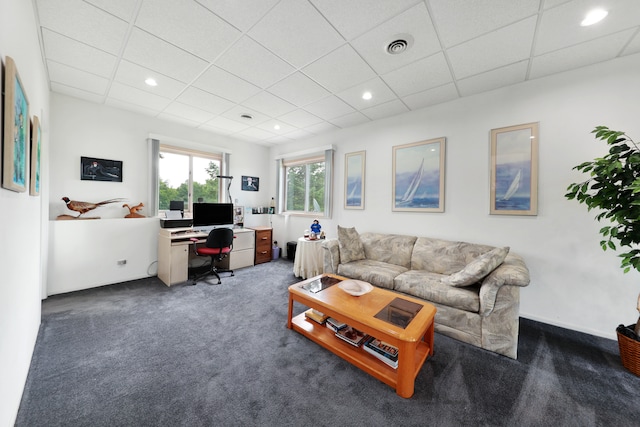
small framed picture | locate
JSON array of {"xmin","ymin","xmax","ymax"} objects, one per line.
[
  {"xmin": 345, "ymin": 151, "xmax": 365, "ymax": 210},
  {"xmin": 81, "ymin": 156, "xmax": 123, "ymax": 182},
  {"xmin": 241, "ymin": 175, "xmax": 259, "ymax": 191}
]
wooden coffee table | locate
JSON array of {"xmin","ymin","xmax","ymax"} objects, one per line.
[{"xmin": 287, "ymin": 274, "xmax": 436, "ymax": 398}]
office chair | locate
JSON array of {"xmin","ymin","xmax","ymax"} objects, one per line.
[{"xmin": 190, "ymin": 228, "xmax": 234, "ymax": 285}]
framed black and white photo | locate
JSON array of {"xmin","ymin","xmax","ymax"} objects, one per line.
[
  {"xmin": 81, "ymin": 156, "xmax": 123, "ymax": 182},
  {"xmin": 241, "ymin": 175, "xmax": 259, "ymax": 191}
]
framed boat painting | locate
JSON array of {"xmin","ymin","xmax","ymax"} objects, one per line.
[
  {"xmin": 3, "ymin": 56, "xmax": 30, "ymax": 193},
  {"xmin": 490, "ymin": 122, "xmax": 539, "ymax": 215},
  {"xmin": 392, "ymin": 137, "xmax": 445, "ymax": 212},
  {"xmin": 345, "ymin": 151, "xmax": 365, "ymax": 209}
]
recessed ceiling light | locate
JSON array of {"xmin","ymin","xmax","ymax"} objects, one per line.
[
  {"xmin": 581, "ymin": 9, "xmax": 608, "ymax": 26},
  {"xmin": 362, "ymin": 91, "xmax": 372, "ymax": 100},
  {"xmin": 240, "ymin": 114, "xmax": 253, "ymax": 120},
  {"xmin": 144, "ymin": 78, "xmax": 157, "ymax": 86},
  {"xmin": 274, "ymin": 124, "xmax": 281, "ymax": 130}
]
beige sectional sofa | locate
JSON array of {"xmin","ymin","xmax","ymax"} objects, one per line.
[{"xmin": 322, "ymin": 228, "xmax": 531, "ymax": 359}]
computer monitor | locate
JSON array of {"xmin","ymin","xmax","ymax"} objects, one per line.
[{"xmin": 192, "ymin": 203, "xmax": 234, "ymax": 231}]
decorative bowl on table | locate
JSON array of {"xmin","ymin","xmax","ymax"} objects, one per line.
[{"xmin": 338, "ymin": 279, "xmax": 373, "ymax": 296}]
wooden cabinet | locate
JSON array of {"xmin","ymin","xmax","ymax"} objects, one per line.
[{"xmin": 251, "ymin": 226, "xmax": 272, "ymax": 264}]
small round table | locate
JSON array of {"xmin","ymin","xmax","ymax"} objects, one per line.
[{"xmin": 293, "ymin": 237, "xmax": 324, "ymax": 279}]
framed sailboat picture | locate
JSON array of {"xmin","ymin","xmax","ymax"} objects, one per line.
[
  {"xmin": 490, "ymin": 122, "xmax": 539, "ymax": 215},
  {"xmin": 392, "ymin": 137, "xmax": 445, "ymax": 212},
  {"xmin": 345, "ymin": 151, "xmax": 365, "ymax": 209}
]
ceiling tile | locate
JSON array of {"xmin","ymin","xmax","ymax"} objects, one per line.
[
  {"xmin": 41, "ymin": 29, "xmax": 117, "ymax": 78},
  {"xmin": 162, "ymin": 102, "xmax": 217, "ymax": 124},
  {"xmin": 47, "ymin": 61, "xmax": 109, "ymax": 95},
  {"xmin": 36, "ymin": 0, "xmax": 128, "ymax": 54},
  {"xmin": 267, "ymin": 72, "xmax": 330, "ymax": 107},
  {"xmin": 305, "ymin": 121, "xmax": 340, "ymax": 134},
  {"xmin": 336, "ymin": 77, "xmax": 398, "ymax": 110},
  {"xmin": 277, "ymin": 109, "xmax": 323, "ymax": 128},
  {"xmin": 135, "ymin": 0, "xmax": 241, "ymax": 62},
  {"xmin": 447, "ymin": 17, "xmax": 536, "ymax": 79},
  {"xmin": 351, "ymin": 2, "xmax": 441, "ymax": 75},
  {"xmin": 123, "ymin": 28, "xmax": 209, "ymax": 83},
  {"xmin": 381, "ymin": 52, "xmax": 452, "ymax": 97},
  {"xmin": 329, "ymin": 112, "xmax": 370, "ymax": 128},
  {"xmin": 105, "ymin": 97, "xmax": 162, "ymax": 117},
  {"xmin": 535, "ymin": 0, "xmax": 640, "ymax": 55},
  {"xmin": 236, "ymin": 127, "xmax": 276, "ymax": 141},
  {"xmin": 199, "ymin": 122, "xmax": 234, "ymax": 135},
  {"xmin": 283, "ymin": 129, "xmax": 313, "ymax": 140},
  {"xmin": 114, "ymin": 60, "xmax": 187, "ymax": 99},
  {"xmin": 192, "ymin": 65, "xmax": 261, "ymax": 103},
  {"xmin": 156, "ymin": 112, "xmax": 202, "ymax": 128},
  {"xmin": 248, "ymin": 0, "xmax": 345, "ymax": 68},
  {"xmin": 428, "ymin": 0, "xmax": 539, "ymax": 47},
  {"xmin": 242, "ymin": 92, "xmax": 297, "ymax": 117},
  {"xmin": 310, "ymin": 0, "xmax": 423, "ymax": 41},
  {"xmin": 457, "ymin": 61, "xmax": 529, "ymax": 97},
  {"xmin": 195, "ymin": 0, "xmax": 280, "ymax": 31},
  {"xmin": 204, "ymin": 116, "xmax": 250, "ymax": 133},
  {"xmin": 216, "ymin": 36, "xmax": 294, "ymax": 89},
  {"xmin": 256, "ymin": 120, "xmax": 298, "ymax": 135},
  {"xmin": 302, "ymin": 44, "xmax": 376, "ymax": 93},
  {"xmin": 85, "ymin": 0, "xmax": 137, "ymax": 20},
  {"xmin": 622, "ymin": 33, "xmax": 640, "ymax": 56},
  {"xmin": 176, "ymin": 87, "xmax": 235, "ymax": 115},
  {"xmin": 530, "ymin": 30, "xmax": 636, "ymax": 80},
  {"xmin": 361, "ymin": 99, "xmax": 410, "ymax": 121},
  {"xmin": 108, "ymin": 81, "xmax": 172, "ymax": 112},
  {"xmin": 51, "ymin": 82, "xmax": 106, "ymax": 104},
  {"xmin": 402, "ymin": 83, "xmax": 459, "ymax": 110},
  {"xmin": 266, "ymin": 135, "xmax": 294, "ymax": 144},
  {"xmin": 304, "ymin": 96, "xmax": 355, "ymax": 121},
  {"xmin": 222, "ymin": 106, "xmax": 270, "ymax": 126}
]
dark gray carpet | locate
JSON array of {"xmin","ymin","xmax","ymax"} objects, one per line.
[{"xmin": 16, "ymin": 259, "xmax": 640, "ymax": 426}]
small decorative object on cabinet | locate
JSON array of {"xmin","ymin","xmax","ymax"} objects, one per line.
[
  {"xmin": 58, "ymin": 196, "xmax": 124, "ymax": 219},
  {"xmin": 250, "ymin": 226, "xmax": 272, "ymax": 264},
  {"xmin": 123, "ymin": 202, "xmax": 145, "ymax": 218}
]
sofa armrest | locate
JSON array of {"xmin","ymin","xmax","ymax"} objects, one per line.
[
  {"xmin": 479, "ymin": 253, "xmax": 530, "ymax": 316},
  {"xmin": 322, "ymin": 239, "xmax": 340, "ymax": 274}
]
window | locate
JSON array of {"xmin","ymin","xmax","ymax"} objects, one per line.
[
  {"xmin": 279, "ymin": 148, "xmax": 333, "ymax": 217},
  {"xmin": 158, "ymin": 146, "xmax": 222, "ymax": 212}
]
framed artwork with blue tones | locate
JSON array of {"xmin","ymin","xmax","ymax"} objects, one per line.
[
  {"xmin": 3, "ymin": 56, "xmax": 30, "ymax": 193},
  {"xmin": 490, "ymin": 122, "xmax": 539, "ymax": 216},
  {"xmin": 30, "ymin": 116, "xmax": 42, "ymax": 196},
  {"xmin": 345, "ymin": 151, "xmax": 365, "ymax": 210},
  {"xmin": 392, "ymin": 137, "xmax": 445, "ymax": 213}
]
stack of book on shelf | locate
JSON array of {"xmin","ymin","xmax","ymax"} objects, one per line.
[
  {"xmin": 304, "ymin": 308, "xmax": 329, "ymax": 324},
  {"xmin": 363, "ymin": 336, "xmax": 399, "ymax": 369},
  {"xmin": 335, "ymin": 326, "xmax": 368, "ymax": 347},
  {"xmin": 325, "ymin": 317, "xmax": 347, "ymax": 332}
]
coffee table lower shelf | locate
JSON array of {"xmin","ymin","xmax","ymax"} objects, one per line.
[{"xmin": 290, "ymin": 313, "xmax": 431, "ymax": 395}]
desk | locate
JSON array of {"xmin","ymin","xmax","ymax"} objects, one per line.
[
  {"xmin": 157, "ymin": 227, "xmax": 255, "ymax": 286},
  {"xmin": 293, "ymin": 237, "xmax": 324, "ymax": 279}
]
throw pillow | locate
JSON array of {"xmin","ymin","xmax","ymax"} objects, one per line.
[
  {"xmin": 443, "ymin": 246, "xmax": 510, "ymax": 287},
  {"xmin": 337, "ymin": 226, "xmax": 366, "ymax": 263}
]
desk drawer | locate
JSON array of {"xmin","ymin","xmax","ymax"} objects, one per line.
[{"xmin": 233, "ymin": 230, "xmax": 255, "ymax": 251}]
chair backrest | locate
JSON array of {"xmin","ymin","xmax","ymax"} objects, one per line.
[{"xmin": 205, "ymin": 227, "xmax": 234, "ymax": 250}]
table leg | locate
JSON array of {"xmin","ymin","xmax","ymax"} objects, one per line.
[
  {"xmin": 287, "ymin": 293, "xmax": 294, "ymax": 329},
  {"xmin": 395, "ymin": 340, "xmax": 416, "ymax": 398}
]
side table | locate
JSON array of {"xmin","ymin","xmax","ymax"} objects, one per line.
[{"xmin": 293, "ymin": 237, "xmax": 324, "ymax": 279}]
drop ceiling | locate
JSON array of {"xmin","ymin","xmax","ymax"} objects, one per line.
[{"xmin": 34, "ymin": 0, "xmax": 640, "ymax": 145}]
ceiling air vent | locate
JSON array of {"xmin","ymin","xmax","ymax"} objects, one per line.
[
  {"xmin": 387, "ymin": 39, "xmax": 408, "ymax": 54},
  {"xmin": 240, "ymin": 114, "xmax": 253, "ymax": 120}
]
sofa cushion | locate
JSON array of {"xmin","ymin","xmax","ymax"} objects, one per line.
[
  {"xmin": 394, "ymin": 270, "xmax": 480, "ymax": 312},
  {"xmin": 337, "ymin": 226, "xmax": 366, "ymax": 263},
  {"xmin": 443, "ymin": 246, "xmax": 510, "ymax": 287},
  {"xmin": 359, "ymin": 232, "xmax": 417, "ymax": 268},
  {"xmin": 411, "ymin": 237, "xmax": 496, "ymax": 274},
  {"xmin": 337, "ymin": 259, "xmax": 408, "ymax": 290}
]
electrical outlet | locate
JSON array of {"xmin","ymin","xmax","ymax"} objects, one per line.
[{"xmin": 117, "ymin": 259, "xmax": 127, "ymax": 265}]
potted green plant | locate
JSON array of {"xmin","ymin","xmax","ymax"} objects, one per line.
[{"xmin": 565, "ymin": 126, "xmax": 640, "ymax": 375}]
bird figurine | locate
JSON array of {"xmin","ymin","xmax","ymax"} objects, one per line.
[{"xmin": 61, "ymin": 197, "xmax": 124, "ymax": 217}]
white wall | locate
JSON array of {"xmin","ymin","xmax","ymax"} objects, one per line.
[
  {"xmin": 0, "ymin": 0, "xmax": 50, "ymax": 425},
  {"xmin": 47, "ymin": 94, "xmax": 274, "ymax": 294},
  {"xmin": 271, "ymin": 53, "xmax": 640, "ymax": 340}
]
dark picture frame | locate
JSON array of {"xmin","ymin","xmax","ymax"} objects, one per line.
[
  {"xmin": 81, "ymin": 156, "xmax": 123, "ymax": 182},
  {"xmin": 241, "ymin": 175, "xmax": 259, "ymax": 191}
]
